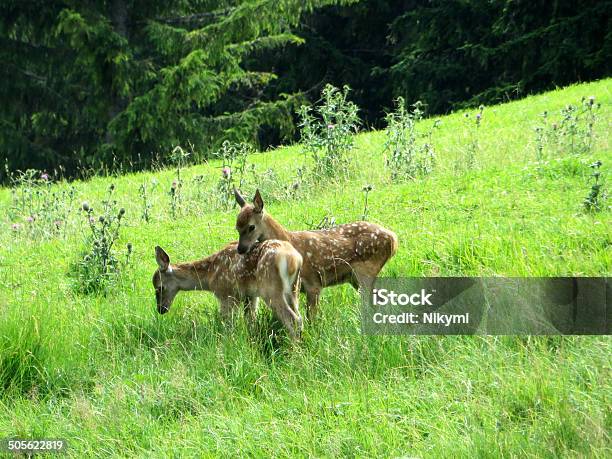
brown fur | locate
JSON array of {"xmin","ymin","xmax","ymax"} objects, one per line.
[
  {"xmin": 234, "ymin": 189, "xmax": 399, "ymax": 319},
  {"xmin": 153, "ymin": 240, "xmax": 303, "ymax": 339}
]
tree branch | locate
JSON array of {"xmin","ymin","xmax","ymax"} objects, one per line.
[{"xmin": 152, "ymin": 8, "xmax": 234, "ymax": 26}]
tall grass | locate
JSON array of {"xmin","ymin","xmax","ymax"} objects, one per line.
[{"xmin": 0, "ymin": 79, "xmax": 610, "ymax": 457}]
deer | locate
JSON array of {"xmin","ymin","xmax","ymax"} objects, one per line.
[
  {"xmin": 152, "ymin": 240, "xmax": 303, "ymax": 339},
  {"xmin": 233, "ymin": 188, "xmax": 398, "ymax": 319}
]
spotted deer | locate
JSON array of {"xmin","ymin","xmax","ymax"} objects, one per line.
[
  {"xmin": 233, "ymin": 188, "xmax": 398, "ymax": 319},
  {"xmin": 152, "ymin": 240, "xmax": 303, "ymax": 339}
]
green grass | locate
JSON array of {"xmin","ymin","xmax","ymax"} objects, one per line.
[{"xmin": 0, "ymin": 80, "xmax": 611, "ymax": 457}]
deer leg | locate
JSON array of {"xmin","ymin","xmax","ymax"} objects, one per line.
[
  {"xmin": 352, "ymin": 262, "xmax": 380, "ymax": 298},
  {"xmin": 243, "ymin": 296, "xmax": 259, "ymax": 322},
  {"xmin": 218, "ymin": 296, "xmax": 240, "ymax": 323},
  {"xmin": 305, "ymin": 286, "xmax": 321, "ymax": 321},
  {"xmin": 289, "ymin": 275, "xmax": 302, "ymax": 316},
  {"xmin": 284, "ymin": 290, "xmax": 303, "ymax": 336},
  {"xmin": 357, "ymin": 273, "xmax": 375, "ymax": 296},
  {"xmin": 266, "ymin": 294, "xmax": 302, "ymax": 340}
]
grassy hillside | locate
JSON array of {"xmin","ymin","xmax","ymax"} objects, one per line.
[{"xmin": 0, "ymin": 80, "xmax": 610, "ymax": 457}]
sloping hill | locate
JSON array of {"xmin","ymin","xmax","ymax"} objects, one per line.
[{"xmin": 0, "ymin": 80, "xmax": 610, "ymax": 457}]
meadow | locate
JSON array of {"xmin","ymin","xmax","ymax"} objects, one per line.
[{"xmin": 0, "ymin": 80, "xmax": 610, "ymax": 457}]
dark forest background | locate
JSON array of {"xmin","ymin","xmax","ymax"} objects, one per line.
[{"xmin": 1, "ymin": 0, "xmax": 610, "ymax": 181}]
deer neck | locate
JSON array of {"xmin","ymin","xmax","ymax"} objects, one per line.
[
  {"xmin": 261, "ymin": 213, "xmax": 291, "ymax": 242},
  {"xmin": 171, "ymin": 259, "xmax": 213, "ymax": 292}
]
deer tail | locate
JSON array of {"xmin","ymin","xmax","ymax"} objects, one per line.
[
  {"xmin": 387, "ymin": 229, "xmax": 399, "ymax": 259},
  {"xmin": 279, "ymin": 252, "xmax": 302, "ymax": 310}
]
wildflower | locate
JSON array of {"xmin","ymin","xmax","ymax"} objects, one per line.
[
  {"xmin": 476, "ymin": 113, "xmax": 482, "ymax": 121},
  {"xmin": 588, "ymin": 96, "xmax": 595, "ymax": 105},
  {"xmin": 99, "ymin": 216, "xmax": 105, "ymax": 223},
  {"xmin": 327, "ymin": 124, "xmax": 335, "ymax": 129},
  {"xmin": 222, "ymin": 167, "xmax": 231, "ymax": 179},
  {"xmin": 82, "ymin": 201, "xmax": 90, "ymax": 212},
  {"xmin": 26, "ymin": 216, "xmax": 34, "ymax": 223},
  {"xmin": 127, "ymin": 243, "xmax": 133, "ymax": 253},
  {"xmin": 118, "ymin": 208, "xmax": 126, "ymax": 217},
  {"xmin": 53, "ymin": 220, "xmax": 62, "ymax": 228},
  {"xmin": 40, "ymin": 172, "xmax": 49, "ymax": 181},
  {"xmin": 171, "ymin": 180, "xmax": 178, "ymax": 190},
  {"xmin": 89, "ymin": 216, "xmax": 95, "ymax": 224},
  {"xmin": 109, "ymin": 184, "xmax": 115, "ymax": 191},
  {"xmin": 362, "ymin": 184, "xmax": 373, "ymax": 192},
  {"xmin": 464, "ymin": 113, "xmax": 469, "ymax": 118},
  {"xmin": 11, "ymin": 223, "xmax": 21, "ymax": 231}
]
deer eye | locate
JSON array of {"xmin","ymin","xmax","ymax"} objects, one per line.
[{"xmin": 248, "ymin": 225, "xmax": 255, "ymax": 232}]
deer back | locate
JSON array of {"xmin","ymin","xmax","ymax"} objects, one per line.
[{"xmin": 288, "ymin": 221, "xmax": 398, "ymax": 286}]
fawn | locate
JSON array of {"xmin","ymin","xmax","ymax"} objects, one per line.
[
  {"xmin": 233, "ymin": 188, "xmax": 398, "ymax": 319},
  {"xmin": 152, "ymin": 240, "xmax": 303, "ymax": 339}
]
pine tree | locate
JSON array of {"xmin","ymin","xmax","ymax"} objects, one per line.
[
  {"xmin": 0, "ymin": 0, "xmax": 351, "ymax": 180},
  {"xmin": 387, "ymin": 0, "xmax": 612, "ymax": 113}
]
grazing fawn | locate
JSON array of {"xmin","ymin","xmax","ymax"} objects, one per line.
[
  {"xmin": 233, "ymin": 188, "xmax": 398, "ymax": 319},
  {"xmin": 152, "ymin": 240, "xmax": 303, "ymax": 339}
]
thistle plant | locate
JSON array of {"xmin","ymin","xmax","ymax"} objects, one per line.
[
  {"xmin": 298, "ymin": 84, "xmax": 360, "ymax": 181},
  {"xmin": 8, "ymin": 169, "xmax": 76, "ymax": 239},
  {"xmin": 255, "ymin": 168, "xmax": 283, "ymax": 200},
  {"xmin": 170, "ymin": 145, "xmax": 190, "ymax": 185},
  {"xmin": 558, "ymin": 97, "xmax": 600, "ymax": 156},
  {"xmin": 138, "ymin": 179, "xmax": 157, "ymax": 222},
  {"xmin": 584, "ymin": 161, "xmax": 607, "ymax": 212},
  {"xmin": 214, "ymin": 141, "xmax": 253, "ymax": 209},
  {"xmin": 534, "ymin": 115, "xmax": 547, "ymax": 163},
  {"xmin": 74, "ymin": 184, "xmax": 132, "ymax": 294},
  {"xmin": 168, "ymin": 180, "xmax": 181, "ymax": 219},
  {"xmin": 534, "ymin": 96, "xmax": 601, "ymax": 161},
  {"xmin": 384, "ymin": 98, "xmax": 439, "ymax": 181},
  {"xmin": 581, "ymin": 96, "xmax": 599, "ymax": 153},
  {"xmin": 455, "ymin": 106, "xmax": 484, "ymax": 172},
  {"xmin": 166, "ymin": 145, "xmax": 191, "ymax": 215},
  {"xmin": 191, "ymin": 174, "xmax": 208, "ymax": 203},
  {"xmin": 217, "ymin": 166, "xmax": 233, "ymax": 210},
  {"xmin": 361, "ymin": 184, "xmax": 373, "ymax": 220},
  {"xmin": 287, "ymin": 167, "xmax": 307, "ymax": 199}
]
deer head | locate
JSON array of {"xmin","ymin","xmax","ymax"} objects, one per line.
[
  {"xmin": 234, "ymin": 187, "xmax": 266, "ymax": 254},
  {"xmin": 152, "ymin": 246, "xmax": 181, "ymax": 314}
]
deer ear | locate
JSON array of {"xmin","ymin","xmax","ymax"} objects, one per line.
[
  {"xmin": 253, "ymin": 189, "xmax": 264, "ymax": 213},
  {"xmin": 234, "ymin": 186, "xmax": 246, "ymax": 208},
  {"xmin": 155, "ymin": 246, "xmax": 170, "ymax": 272}
]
